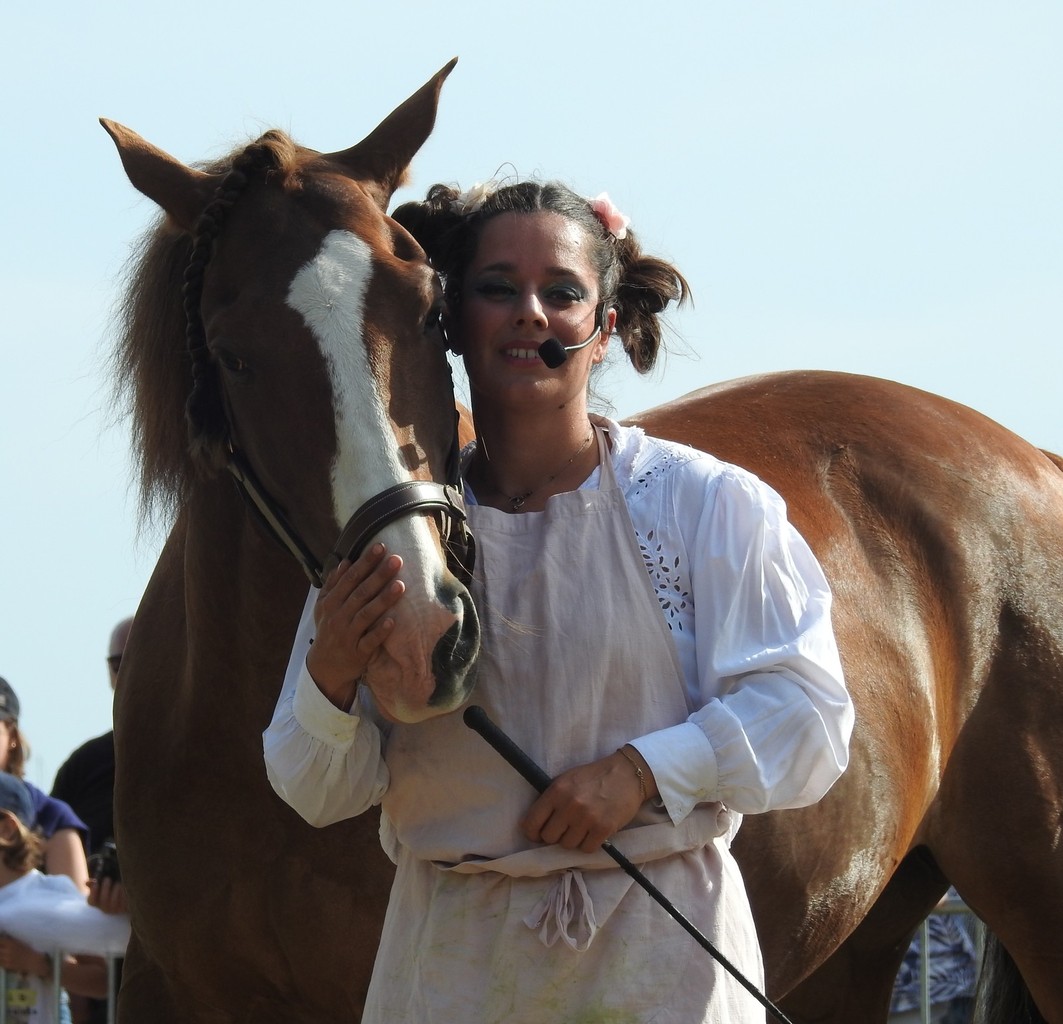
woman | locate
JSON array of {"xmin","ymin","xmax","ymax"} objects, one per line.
[
  {"xmin": 264, "ymin": 181, "xmax": 854, "ymax": 1022},
  {"xmin": 0, "ymin": 677, "xmax": 90, "ymax": 892}
]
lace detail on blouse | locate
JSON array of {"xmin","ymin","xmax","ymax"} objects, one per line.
[
  {"xmin": 629, "ymin": 445, "xmax": 689, "ymax": 499},
  {"xmin": 615, "ymin": 425, "xmax": 699, "ymax": 633},
  {"xmin": 637, "ymin": 528, "xmax": 691, "ymax": 632}
]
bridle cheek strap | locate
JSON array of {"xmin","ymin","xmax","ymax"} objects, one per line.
[
  {"xmin": 226, "ymin": 452, "xmax": 475, "ymax": 591},
  {"xmin": 226, "ymin": 450, "xmax": 326, "ymax": 588}
]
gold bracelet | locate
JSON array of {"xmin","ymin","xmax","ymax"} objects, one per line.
[{"xmin": 617, "ymin": 746, "xmax": 647, "ymax": 801}]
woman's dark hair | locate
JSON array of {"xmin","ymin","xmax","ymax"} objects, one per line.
[{"xmin": 392, "ymin": 180, "xmax": 690, "ymax": 373}]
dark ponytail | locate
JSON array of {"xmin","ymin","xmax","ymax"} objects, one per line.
[{"xmin": 612, "ymin": 234, "xmax": 691, "ymax": 373}]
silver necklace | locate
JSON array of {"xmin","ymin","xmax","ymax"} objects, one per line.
[{"xmin": 497, "ymin": 431, "xmax": 595, "ymax": 511}]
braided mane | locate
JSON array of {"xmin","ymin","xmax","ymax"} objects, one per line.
[{"xmin": 111, "ymin": 130, "xmax": 300, "ymax": 526}]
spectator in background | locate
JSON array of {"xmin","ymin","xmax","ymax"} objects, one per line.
[
  {"xmin": 51, "ymin": 616, "xmax": 133, "ymax": 1024},
  {"xmin": 52, "ymin": 617, "xmax": 132, "ymax": 861},
  {"xmin": 0, "ymin": 771, "xmax": 120, "ymax": 1024},
  {"xmin": 890, "ymin": 887, "xmax": 978, "ymax": 1023},
  {"xmin": 0, "ymin": 677, "xmax": 89, "ymax": 891}
]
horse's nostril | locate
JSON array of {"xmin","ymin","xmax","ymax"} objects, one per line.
[{"xmin": 429, "ymin": 592, "xmax": 481, "ymax": 708}]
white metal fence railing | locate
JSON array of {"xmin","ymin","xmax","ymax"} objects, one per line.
[{"xmin": 0, "ymin": 954, "xmax": 119, "ymax": 1024}]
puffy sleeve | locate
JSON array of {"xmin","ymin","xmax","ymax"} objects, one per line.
[
  {"xmin": 262, "ymin": 587, "xmax": 390, "ymax": 826},
  {"xmin": 628, "ymin": 460, "xmax": 854, "ymax": 823}
]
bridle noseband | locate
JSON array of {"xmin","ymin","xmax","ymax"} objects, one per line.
[{"xmin": 182, "ymin": 142, "xmax": 475, "ymax": 589}]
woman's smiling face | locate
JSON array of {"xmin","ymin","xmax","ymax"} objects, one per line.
[{"xmin": 453, "ymin": 211, "xmax": 610, "ymax": 410}]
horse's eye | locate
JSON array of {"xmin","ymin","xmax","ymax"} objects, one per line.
[
  {"xmin": 215, "ymin": 347, "xmax": 249, "ymax": 374},
  {"xmin": 424, "ymin": 304, "xmax": 443, "ymax": 333}
]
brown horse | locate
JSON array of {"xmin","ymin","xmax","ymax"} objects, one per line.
[
  {"xmin": 629, "ymin": 371, "xmax": 1063, "ymax": 1022},
  {"xmin": 106, "ymin": 61, "xmax": 1063, "ymax": 1023},
  {"xmin": 106, "ymin": 62, "xmax": 480, "ymax": 1022}
]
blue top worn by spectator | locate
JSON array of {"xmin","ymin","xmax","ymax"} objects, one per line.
[{"xmin": 27, "ymin": 782, "xmax": 89, "ymax": 846}]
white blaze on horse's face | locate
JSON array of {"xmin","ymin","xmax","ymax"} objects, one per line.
[{"xmin": 286, "ymin": 229, "xmax": 464, "ymax": 722}]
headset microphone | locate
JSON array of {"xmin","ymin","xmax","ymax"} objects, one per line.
[
  {"xmin": 537, "ymin": 329, "xmax": 601, "ymax": 369},
  {"xmin": 537, "ymin": 306, "xmax": 607, "ymax": 368}
]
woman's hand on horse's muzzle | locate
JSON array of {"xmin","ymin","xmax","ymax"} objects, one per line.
[{"xmin": 307, "ymin": 545, "xmax": 405, "ymax": 711}]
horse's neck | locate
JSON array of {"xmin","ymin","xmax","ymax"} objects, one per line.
[{"xmin": 173, "ymin": 480, "xmax": 312, "ymax": 715}]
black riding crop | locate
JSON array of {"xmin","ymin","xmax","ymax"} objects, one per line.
[{"xmin": 464, "ymin": 705, "xmax": 795, "ymax": 1024}]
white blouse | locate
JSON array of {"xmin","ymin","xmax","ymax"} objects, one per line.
[{"xmin": 264, "ymin": 421, "xmax": 853, "ymax": 829}]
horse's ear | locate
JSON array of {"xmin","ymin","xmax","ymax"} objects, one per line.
[
  {"xmin": 324, "ymin": 58, "xmax": 458, "ymax": 210},
  {"xmin": 101, "ymin": 119, "xmax": 219, "ymax": 232}
]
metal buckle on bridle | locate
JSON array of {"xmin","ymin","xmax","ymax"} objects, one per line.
[
  {"xmin": 319, "ymin": 401, "xmax": 475, "ymax": 586},
  {"xmin": 324, "ymin": 477, "xmax": 475, "ymax": 586}
]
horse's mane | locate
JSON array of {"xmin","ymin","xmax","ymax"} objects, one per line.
[{"xmin": 111, "ymin": 130, "xmax": 302, "ymax": 527}]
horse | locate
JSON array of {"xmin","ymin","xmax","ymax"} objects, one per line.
[
  {"xmin": 105, "ymin": 61, "xmax": 481, "ymax": 1022},
  {"xmin": 628, "ymin": 371, "xmax": 1063, "ymax": 1022},
  {"xmin": 104, "ymin": 60, "xmax": 1063, "ymax": 1023}
]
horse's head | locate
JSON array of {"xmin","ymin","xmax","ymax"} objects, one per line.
[{"xmin": 104, "ymin": 60, "xmax": 480, "ymax": 722}]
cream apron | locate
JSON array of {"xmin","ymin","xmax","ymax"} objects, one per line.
[{"xmin": 363, "ymin": 426, "xmax": 766, "ymax": 1024}]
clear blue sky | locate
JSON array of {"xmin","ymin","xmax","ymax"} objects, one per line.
[{"xmin": 2, "ymin": 1, "xmax": 1060, "ymax": 786}]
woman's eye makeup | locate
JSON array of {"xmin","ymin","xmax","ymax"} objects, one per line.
[
  {"xmin": 545, "ymin": 285, "xmax": 584, "ymax": 305},
  {"xmin": 472, "ymin": 278, "xmax": 587, "ymax": 305},
  {"xmin": 474, "ymin": 279, "xmax": 517, "ymax": 298}
]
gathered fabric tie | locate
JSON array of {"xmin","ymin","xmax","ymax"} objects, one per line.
[{"xmin": 523, "ymin": 869, "xmax": 598, "ymax": 951}]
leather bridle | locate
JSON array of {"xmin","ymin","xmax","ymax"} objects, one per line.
[
  {"xmin": 181, "ymin": 151, "xmax": 475, "ymax": 590},
  {"xmin": 225, "ymin": 434, "xmax": 474, "ymax": 591}
]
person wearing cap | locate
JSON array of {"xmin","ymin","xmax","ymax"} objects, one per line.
[
  {"xmin": 0, "ymin": 771, "xmax": 114, "ymax": 1022},
  {"xmin": 0, "ymin": 677, "xmax": 91, "ymax": 891}
]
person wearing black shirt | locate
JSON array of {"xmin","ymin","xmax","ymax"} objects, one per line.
[{"xmin": 51, "ymin": 616, "xmax": 133, "ymax": 1024}]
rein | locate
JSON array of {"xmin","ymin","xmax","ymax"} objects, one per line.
[{"xmin": 181, "ymin": 144, "xmax": 474, "ymax": 589}]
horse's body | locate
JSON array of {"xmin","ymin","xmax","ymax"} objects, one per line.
[
  {"xmin": 630, "ymin": 371, "xmax": 1063, "ymax": 1022},
  {"xmin": 105, "ymin": 61, "xmax": 1063, "ymax": 1024}
]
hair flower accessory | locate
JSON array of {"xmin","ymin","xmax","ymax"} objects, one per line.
[
  {"xmin": 451, "ymin": 181, "xmax": 493, "ymax": 215},
  {"xmin": 589, "ymin": 192, "xmax": 630, "ymax": 239}
]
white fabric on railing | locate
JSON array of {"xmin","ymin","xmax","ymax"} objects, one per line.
[{"xmin": 0, "ymin": 871, "xmax": 129, "ymax": 956}]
